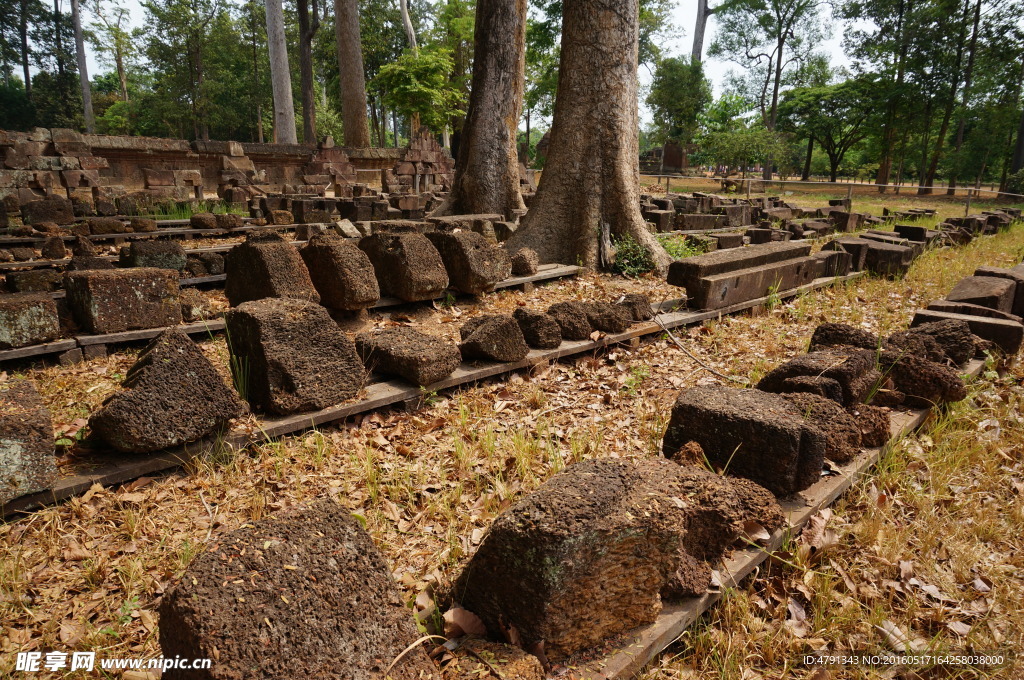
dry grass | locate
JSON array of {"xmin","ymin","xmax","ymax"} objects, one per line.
[{"xmin": 2, "ymin": 203, "xmax": 1024, "ymax": 679}]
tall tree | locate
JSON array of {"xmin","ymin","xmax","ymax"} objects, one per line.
[
  {"xmin": 710, "ymin": 0, "xmax": 825, "ymax": 179},
  {"xmin": 506, "ymin": 0, "xmax": 670, "ymax": 273},
  {"xmin": 647, "ymin": 57, "xmax": 712, "ymax": 149},
  {"xmin": 334, "ymin": 0, "xmax": 370, "ymax": 146},
  {"xmin": 70, "ymin": 0, "xmax": 94, "ymax": 131},
  {"xmin": 296, "ymin": 0, "xmax": 319, "ymax": 143},
  {"xmin": 264, "ymin": 0, "xmax": 296, "ymax": 143},
  {"xmin": 434, "ymin": 0, "xmax": 527, "ymax": 219},
  {"xmin": 88, "ymin": 0, "xmax": 133, "ymax": 101}
]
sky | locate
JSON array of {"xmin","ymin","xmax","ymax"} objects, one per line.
[{"xmin": 79, "ymin": 0, "xmax": 856, "ymax": 126}]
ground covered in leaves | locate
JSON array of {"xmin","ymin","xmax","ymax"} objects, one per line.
[{"xmin": 2, "ymin": 195, "xmax": 1024, "ymax": 679}]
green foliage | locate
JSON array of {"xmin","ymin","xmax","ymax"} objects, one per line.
[
  {"xmin": 372, "ymin": 47, "xmax": 466, "ymax": 132},
  {"xmin": 611, "ymin": 235, "xmax": 655, "ymax": 278},
  {"xmin": 657, "ymin": 235, "xmax": 706, "ymax": 260},
  {"xmin": 647, "ymin": 57, "xmax": 712, "ymax": 145},
  {"xmin": 0, "ymin": 80, "xmax": 36, "ymax": 130},
  {"xmin": 1007, "ymin": 170, "xmax": 1024, "ymax": 197}
]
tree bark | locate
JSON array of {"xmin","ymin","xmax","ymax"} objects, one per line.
[
  {"xmin": 432, "ymin": 0, "xmax": 527, "ymax": 220},
  {"xmin": 399, "ymin": 0, "xmax": 418, "ymax": 51},
  {"xmin": 876, "ymin": 0, "xmax": 907, "ymax": 192},
  {"xmin": 801, "ymin": 136, "xmax": 813, "ymax": 181},
  {"xmin": 265, "ymin": 0, "xmax": 298, "ymax": 144},
  {"xmin": 297, "ymin": 0, "xmax": 319, "ymax": 144},
  {"xmin": 505, "ymin": 0, "xmax": 670, "ymax": 274},
  {"xmin": 692, "ymin": 0, "xmax": 709, "ymax": 63},
  {"xmin": 334, "ymin": 0, "xmax": 371, "ymax": 147},
  {"xmin": 946, "ymin": 0, "xmax": 981, "ymax": 195},
  {"xmin": 70, "ymin": 0, "xmax": 94, "ymax": 133},
  {"xmin": 20, "ymin": 0, "xmax": 31, "ymax": 99}
]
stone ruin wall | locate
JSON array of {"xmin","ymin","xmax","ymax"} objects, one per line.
[{"xmin": 0, "ymin": 127, "xmax": 454, "ymax": 215}]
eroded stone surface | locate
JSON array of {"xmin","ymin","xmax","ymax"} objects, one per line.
[
  {"xmin": 513, "ymin": 308, "xmax": 562, "ymax": 349},
  {"xmin": 359, "ymin": 233, "xmax": 449, "ymax": 302},
  {"xmin": 225, "ymin": 298, "xmax": 365, "ymax": 415},
  {"xmin": 451, "ymin": 458, "xmax": 783, "ymax": 661},
  {"xmin": 426, "ymin": 231, "xmax": 512, "ymax": 295},
  {"xmin": 459, "ymin": 314, "xmax": 529, "ymax": 362},
  {"xmin": 0, "ymin": 293, "xmax": 60, "ymax": 349},
  {"xmin": 0, "ymin": 380, "xmax": 56, "ymax": 504},
  {"xmin": 300, "ymin": 233, "xmax": 380, "ymax": 310},
  {"xmin": 64, "ymin": 268, "xmax": 181, "ymax": 334},
  {"xmin": 355, "ymin": 327, "xmax": 461, "ymax": 386},
  {"xmin": 664, "ymin": 386, "xmax": 827, "ymax": 495},
  {"xmin": 225, "ymin": 232, "xmax": 320, "ymax": 307},
  {"xmin": 757, "ymin": 349, "xmax": 881, "ymax": 407},
  {"xmin": 159, "ymin": 500, "xmax": 437, "ymax": 680},
  {"xmin": 90, "ymin": 330, "xmax": 245, "ymax": 452}
]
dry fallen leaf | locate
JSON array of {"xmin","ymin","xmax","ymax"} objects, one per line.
[{"xmin": 443, "ymin": 607, "xmax": 486, "ymax": 638}]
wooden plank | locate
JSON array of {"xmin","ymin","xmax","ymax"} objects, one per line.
[
  {"xmin": 573, "ymin": 360, "xmax": 984, "ymax": 680},
  {"xmin": 1, "ymin": 271, "xmax": 861, "ymax": 517},
  {"xmin": 372, "ymin": 264, "xmax": 582, "ymax": 309},
  {"xmin": 0, "ymin": 339, "xmax": 78, "ymax": 362},
  {"xmin": 75, "ymin": 319, "xmax": 226, "ymax": 346}
]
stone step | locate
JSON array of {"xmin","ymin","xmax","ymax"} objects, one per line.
[{"xmin": 911, "ymin": 309, "xmax": 1024, "ymax": 355}]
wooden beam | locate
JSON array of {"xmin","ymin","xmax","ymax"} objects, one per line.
[{"xmin": 0, "ymin": 272, "xmax": 861, "ymax": 517}]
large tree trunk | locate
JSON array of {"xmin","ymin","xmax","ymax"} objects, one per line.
[
  {"xmin": 1013, "ymin": 105, "xmax": 1024, "ymax": 175},
  {"xmin": 70, "ymin": 0, "xmax": 94, "ymax": 133},
  {"xmin": 297, "ymin": 0, "xmax": 319, "ymax": 144},
  {"xmin": 433, "ymin": 0, "xmax": 527, "ymax": 220},
  {"xmin": 505, "ymin": 0, "xmax": 670, "ymax": 274},
  {"xmin": 334, "ymin": 0, "xmax": 371, "ymax": 147},
  {"xmin": 265, "ymin": 0, "xmax": 297, "ymax": 144}
]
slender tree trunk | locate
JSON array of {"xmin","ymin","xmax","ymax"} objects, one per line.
[
  {"xmin": 692, "ymin": 0, "xmax": 709, "ymax": 63},
  {"xmin": 265, "ymin": 0, "xmax": 297, "ymax": 144},
  {"xmin": 297, "ymin": 0, "xmax": 319, "ymax": 144},
  {"xmin": 801, "ymin": 136, "xmax": 813, "ymax": 181},
  {"xmin": 19, "ymin": 0, "xmax": 31, "ymax": 99},
  {"xmin": 1013, "ymin": 108, "xmax": 1024, "ymax": 175},
  {"xmin": 433, "ymin": 0, "xmax": 527, "ymax": 220},
  {"xmin": 334, "ymin": 0, "xmax": 371, "ymax": 147},
  {"xmin": 947, "ymin": 0, "xmax": 981, "ymax": 195},
  {"xmin": 506, "ymin": 0, "xmax": 670, "ymax": 273},
  {"xmin": 920, "ymin": 0, "xmax": 969, "ymax": 194},
  {"xmin": 762, "ymin": 36, "xmax": 784, "ymax": 180},
  {"xmin": 876, "ymin": 0, "xmax": 907, "ymax": 192},
  {"xmin": 70, "ymin": 0, "xmax": 94, "ymax": 132},
  {"xmin": 399, "ymin": 0, "xmax": 418, "ymax": 51},
  {"xmin": 369, "ymin": 94, "xmax": 381, "ymax": 146},
  {"xmin": 115, "ymin": 50, "xmax": 128, "ymax": 101},
  {"xmin": 54, "ymin": 0, "xmax": 65, "ymax": 78}
]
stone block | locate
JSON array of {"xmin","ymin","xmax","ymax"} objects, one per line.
[
  {"xmin": 90, "ymin": 330, "xmax": 246, "ymax": 452},
  {"xmin": 757, "ymin": 348, "xmax": 881, "ymax": 407},
  {"xmin": 225, "ymin": 232, "xmax": 319, "ymax": 307},
  {"xmin": 215, "ymin": 213, "xmax": 244, "ymax": 230},
  {"xmin": 713, "ymin": 232, "xmax": 744, "ymax": 249},
  {"xmin": 667, "ymin": 241, "xmax": 811, "ymax": 292},
  {"xmin": 546, "ymin": 301, "xmax": 593, "ymax": 340},
  {"xmin": 299, "ymin": 234, "xmax": 379, "ymax": 310},
  {"xmin": 616, "ymin": 293, "xmax": 655, "ymax": 321},
  {"xmin": 0, "ymin": 293, "xmax": 60, "ymax": 349},
  {"xmin": 969, "ymin": 267, "xmax": 1024, "ymax": 316},
  {"xmin": 0, "ymin": 380, "xmax": 57, "ymax": 504},
  {"xmin": 189, "ymin": 213, "xmax": 218, "ymax": 230},
  {"xmin": 87, "ymin": 217, "xmax": 128, "ymax": 235},
  {"xmin": 452, "ymin": 458, "xmax": 783, "ymax": 661},
  {"xmin": 680, "ymin": 256, "xmax": 821, "ymax": 310},
  {"xmin": 8, "ymin": 270, "xmax": 63, "ymax": 292},
  {"xmin": 358, "ymin": 233, "xmax": 448, "ymax": 302},
  {"xmin": 21, "ymin": 197, "xmax": 74, "ymax": 225},
  {"xmin": 513, "ymin": 308, "xmax": 562, "ymax": 349},
  {"xmin": 584, "ymin": 301, "xmax": 633, "ymax": 333},
  {"xmin": 425, "ymin": 231, "xmax": 511, "ymax": 295},
  {"xmin": 64, "ymin": 268, "xmax": 181, "ymax": 334},
  {"xmin": 926, "ymin": 300, "xmax": 1022, "ymax": 323},
  {"xmin": 510, "ymin": 247, "xmax": 539, "ymax": 276},
  {"xmin": 459, "ymin": 314, "xmax": 529, "ymax": 362},
  {"xmin": 355, "ymin": 327, "xmax": 461, "ymax": 386},
  {"xmin": 663, "ymin": 386, "xmax": 827, "ymax": 495},
  {"xmin": 911, "ymin": 309, "xmax": 1024, "ymax": 356},
  {"xmin": 159, "ymin": 500, "xmax": 435, "ymax": 680},
  {"xmin": 225, "ymin": 298, "xmax": 365, "ymax": 415},
  {"xmin": 945, "ymin": 276, "xmax": 1016, "ymax": 313},
  {"xmin": 120, "ymin": 240, "xmax": 186, "ymax": 270}
]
